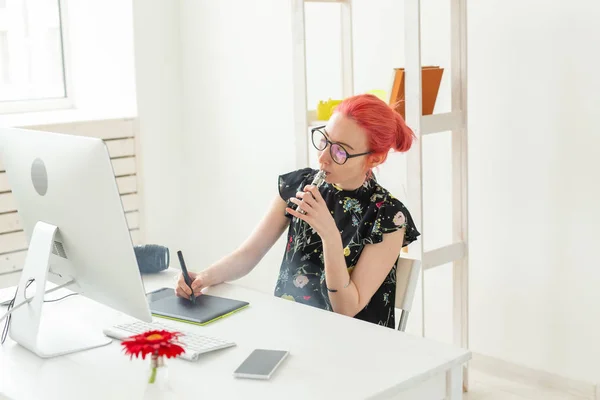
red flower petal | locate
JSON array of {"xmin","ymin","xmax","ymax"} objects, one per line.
[{"xmin": 121, "ymin": 330, "xmax": 186, "ymax": 359}]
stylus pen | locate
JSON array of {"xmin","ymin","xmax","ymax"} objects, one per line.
[{"xmin": 177, "ymin": 250, "xmax": 195, "ymax": 304}]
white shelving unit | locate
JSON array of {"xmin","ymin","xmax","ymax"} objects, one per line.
[{"xmin": 291, "ymin": 0, "xmax": 469, "ymax": 390}]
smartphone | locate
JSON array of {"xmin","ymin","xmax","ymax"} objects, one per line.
[{"xmin": 233, "ymin": 349, "xmax": 289, "ymax": 380}]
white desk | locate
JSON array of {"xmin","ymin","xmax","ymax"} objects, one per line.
[{"xmin": 0, "ymin": 269, "xmax": 470, "ymax": 399}]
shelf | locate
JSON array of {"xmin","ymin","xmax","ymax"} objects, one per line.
[
  {"xmin": 422, "ymin": 242, "xmax": 466, "ymax": 270},
  {"xmin": 308, "ymin": 111, "xmax": 463, "ymax": 134},
  {"xmin": 292, "ymin": 1, "xmax": 469, "ymax": 374},
  {"xmin": 421, "ymin": 111, "xmax": 462, "ymax": 135},
  {"xmin": 306, "ymin": 110, "xmax": 326, "ymax": 127},
  {"xmin": 400, "ymin": 244, "xmax": 422, "ymax": 262}
]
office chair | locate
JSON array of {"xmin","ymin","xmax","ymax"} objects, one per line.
[{"xmin": 395, "ymin": 256, "xmax": 421, "ymax": 332}]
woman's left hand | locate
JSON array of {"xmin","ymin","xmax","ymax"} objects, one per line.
[{"xmin": 286, "ymin": 185, "xmax": 338, "ymax": 239}]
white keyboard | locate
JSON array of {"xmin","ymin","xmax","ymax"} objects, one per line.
[{"xmin": 103, "ymin": 320, "xmax": 235, "ymax": 361}]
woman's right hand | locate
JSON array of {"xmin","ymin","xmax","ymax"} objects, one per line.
[{"xmin": 175, "ymin": 271, "xmax": 208, "ymax": 299}]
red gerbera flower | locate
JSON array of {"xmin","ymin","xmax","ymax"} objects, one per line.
[{"xmin": 121, "ymin": 330, "xmax": 185, "ymax": 360}]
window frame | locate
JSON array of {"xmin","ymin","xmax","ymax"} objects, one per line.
[{"xmin": 0, "ymin": 0, "xmax": 73, "ymax": 115}]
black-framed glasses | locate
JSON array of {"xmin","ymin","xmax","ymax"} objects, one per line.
[{"xmin": 311, "ymin": 126, "xmax": 371, "ymax": 165}]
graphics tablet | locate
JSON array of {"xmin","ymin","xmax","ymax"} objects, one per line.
[{"xmin": 146, "ymin": 287, "xmax": 249, "ymax": 326}]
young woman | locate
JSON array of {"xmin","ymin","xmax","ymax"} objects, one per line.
[{"xmin": 175, "ymin": 94, "xmax": 420, "ymax": 328}]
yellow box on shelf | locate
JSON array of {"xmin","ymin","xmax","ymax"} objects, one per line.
[{"xmin": 316, "ymin": 98, "xmax": 342, "ymax": 121}]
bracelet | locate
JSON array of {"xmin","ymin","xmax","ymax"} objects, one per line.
[{"xmin": 326, "ymin": 276, "xmax": 351, "ymax": 293}]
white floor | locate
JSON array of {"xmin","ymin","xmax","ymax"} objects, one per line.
[{"xmin": 465, "ymin": 368, "xmax": 594, "ymax": 400}]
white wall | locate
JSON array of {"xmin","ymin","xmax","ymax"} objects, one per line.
[
  {"xmin": 132, "ymin": 0, "xmax": 185, "ymax": 252},
  {"xmin": 178, "ymin": 0, "xmax": 297, "ymax": 292},
  {"xmin": 468, "ymin": 0, "xmax": 600, "ymax": 384},
  {"xmin": 133, "ymin": 0, "xmax": 600, "ymax": 385}
]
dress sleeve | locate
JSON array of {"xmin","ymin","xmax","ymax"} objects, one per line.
[
  {"xmin": 364, "ymin": 196, "xmax": 420, "ymax": 247},
  {"xmin": 278, "ymin": 168, "xmax": 315, "ymax": 217}
]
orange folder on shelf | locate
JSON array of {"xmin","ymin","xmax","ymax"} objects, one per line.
[{"xmin": 389, "ymin": 66, "xmax": 444, "ymax": 119}]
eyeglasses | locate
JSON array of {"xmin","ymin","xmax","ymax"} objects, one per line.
[{"xmin": 311, "ymin": 126, "xmax": 371, "ymax": 165}]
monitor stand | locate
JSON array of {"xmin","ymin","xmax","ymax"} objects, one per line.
[{"xmin": 9, "ymin": 221, "xmax": 112, "ymax": 358}]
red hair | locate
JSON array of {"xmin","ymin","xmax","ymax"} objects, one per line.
[{"xmin": 334, "ymin": 94, "xmax": 415, "ymax": 168}]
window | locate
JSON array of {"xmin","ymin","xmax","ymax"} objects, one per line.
[{"xmin": 0, "ymin": 0, "xmax": 70, "ymax": 113}]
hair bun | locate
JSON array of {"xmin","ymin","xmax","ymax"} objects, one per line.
[{"xmin": 394, "ymin": 112, "xmax": 414, "ymax": 152}]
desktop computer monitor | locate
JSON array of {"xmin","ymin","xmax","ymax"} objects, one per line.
[{"xmin": 0, "ymin": 127, "xmax": 152, "ymax": 358}]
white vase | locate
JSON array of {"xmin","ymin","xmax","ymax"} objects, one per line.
[{"xmin": 144, "ymin": 356, "xmax": 174, "ymax": 399}]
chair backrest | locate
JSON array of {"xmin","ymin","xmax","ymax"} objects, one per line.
[{"xmin": 394, "ymin": 256, "xmax": 421, "ymax": 331}]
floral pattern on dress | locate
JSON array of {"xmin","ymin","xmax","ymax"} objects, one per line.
[{"xmin": 275, "ymin": 168, "xmax": 421, "ymax": 328}]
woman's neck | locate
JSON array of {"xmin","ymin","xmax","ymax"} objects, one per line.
[{"xmin": 334, "ymin": 175, "xmax": 367, "ymax": 191}]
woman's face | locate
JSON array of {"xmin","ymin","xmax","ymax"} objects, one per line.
[{"xmin": 316, "ymin": 113, "xmax": 371, "ymax": 190}]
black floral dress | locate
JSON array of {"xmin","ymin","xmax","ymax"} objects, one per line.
[{"xmin": 274, "ymin": 168, "xmax": 420, "ymax": 328}]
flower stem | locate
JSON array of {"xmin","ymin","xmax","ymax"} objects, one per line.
[
  {"xmin": 149, "ymin": 353, "xmax": 159, "ymax": 384},
  {"xmin": 149, "ymin": 366, "xmax": 157, "ymax": 384}
]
